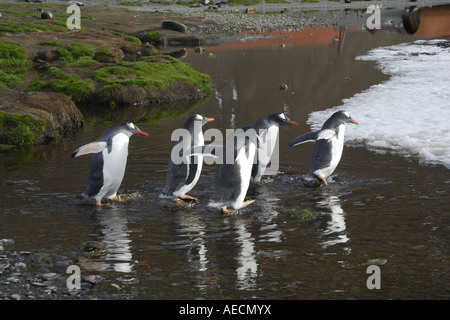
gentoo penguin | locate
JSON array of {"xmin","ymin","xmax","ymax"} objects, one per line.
[
  {"xmin": 251, "ymin": 112, "xmax": 298, "ymax": 182},
  {"xmin": 161, "ymin": 114, "xmax": 214, "ymax": 203},
  {"xmin": 209, "ymin": 126, "xmax": 262, "ymax": 214},
  {"xmin": 72, "ymin": 122, "xmax": 148, "ymax": 205},
  {"xmin": 289, "ymin": 111, "xmax": 358, "ymax": 186}
]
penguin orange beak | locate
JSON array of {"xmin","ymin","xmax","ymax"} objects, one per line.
[
  {"xmin": 137, "ymin": 130, "xmax": 149, "ymax": 136},
  {"xmin": 206, "ymin": 117, "xmax": 214, "ymax": 122},
  {"xmin": 351, "ymin": 120, "xmax": 358, "ymax": 125},
  {"xmin": 287, "ymin": 121, "xmax": 298, "ymax": 126}
]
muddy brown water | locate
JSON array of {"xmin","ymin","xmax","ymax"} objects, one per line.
[{"xmin": 1, "ymin": 25, "xmax": 449, "ymax": 300}]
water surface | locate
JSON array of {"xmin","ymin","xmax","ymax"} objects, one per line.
[{"xmin": 1, "ymin": 15, "xmax": 449, "ymax": 300}]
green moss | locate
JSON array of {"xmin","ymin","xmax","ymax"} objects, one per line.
[
  {"xmin": 57, "ymin": 48, "xmax": 74, "ymax": 63},
  {"xmin": 285, "ymin": 208, "xmax": 316, "ymax": 220},
  {"xmin": 0, "ymin": 22, "xmax": 63, "ymax": 34},
  {"xmin": 0, "ymin": 40, "xmax": 32, "ymax": 89},
  {"xmin": 24, "ymin": 77, "xmax": 46, "ymax": 92},
  {"xmin": 109, "ymin": 31, "xmax": 142, "ymax": 45},
  {"xmin": 93, "ymin": 48, "xmax": 116, "ymax": 62},
  {"xmin": 55, "ymin": 43, "xmax": 96, "ymax": 65},
  {"xmin": 66, "ymin": 56, "xmax": 98, "ymax": 68},
  {"xmin": 144, "ymin": 31, "xmax": 161, "ymax": 42},
  {"xmin": 0, "ymin": 40, "xmax": 26, "ymax": 59},
  {"xmin": 91, "ymin": 55, "xmax": 211, "ymax": 93},
  {"xmin": 0, "ymin": 111, "xmax": 46, "ymax": 147},
  {"xmin": 39, "ymin": 40, "xmax": 64, "ymax": 48},
  {"xmin": 25, "ymin": 67, "xmax": 93, "ymax": 102},
  {"xmin": 67, "ymin": 43, "xmax": 94, "ymax": 60},
  {"xmin": 120, "ymin": 1, "xmax": 143, "ymax": 6},
  {"xmin": 47, "ymin": 67, "xmax": 94, "ymax": 102}
]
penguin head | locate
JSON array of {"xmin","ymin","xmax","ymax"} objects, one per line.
[
  {"xmin": 324, "ymin": 111, "xmax": 358, "ymax": 129},
  {"xmin": 274, "ymin": 112, "xmax": 298, "ymax": 127},
  {"xmin": 122, "ymin": 122, "xmax": 149, "ymax": 137},
  {"xmin": 184, "ymin": 114, "xmax": 214, "ymax": 131},
  {"xmin": 254, "ymin": 112, "xmax": 297, "ymax": 129}
]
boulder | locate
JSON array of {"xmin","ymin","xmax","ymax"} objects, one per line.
[
  {"xmin": 161, "ymin": 20, "xmax": 187, "ymax": 33},
  {"xmin": 0, "ymin": 89, "xmax": 84, "ymax": 146}
]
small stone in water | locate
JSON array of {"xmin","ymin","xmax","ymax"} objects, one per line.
[{"xmin": 366, "ymin": 258, "xmax": 388, "ymax": 266}]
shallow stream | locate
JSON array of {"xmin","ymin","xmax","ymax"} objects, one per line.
[{"xmin": 1, "ymin": 8, "xmax": 449, "ymax": 300}]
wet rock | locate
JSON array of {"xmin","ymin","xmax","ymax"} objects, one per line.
[
  {"xmin": 41, "ymin": 11, "xmax": 53, "ymax": 20},
  {"xmin": 140, "ymin": 43, "xmax": 158, "ymax": 56},
  {"xmin": 161, "ymin": 20, "xmax": 187, "ymax": 33},
  {"xmin": 83, "ymin": 275, "xmax": 104, "ymax": 285},
  {"xmin": 0, "ymin": 89, "xmax": 84, "ymax": 146},
  {"xmin": 82, "ymin": 241, "xmax": 107, "ymax": 256},
  {"xmin": 14, "ymin": 262, "xmax": 26, "ymax": 269},
  {"xmin": 365, "ymin": 258, "xmax": 388, "ymax": 266},
  {"xmin": 39, "ymin": 273, "xmax": 59, "ymax": 281}
]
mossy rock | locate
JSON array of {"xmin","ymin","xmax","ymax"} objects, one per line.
[
  {"xmin": 0, "ymin": 89, "xmax": 84, "ymax": 147},
  {"xmin": 26, "ymin": 67, "xmax": 94, "ymax": 103},
  {"xmin": 93, "ymin": 48, "xmax": 118, "ymax": 63},
  {"xmin": 91, "ymin": 55, "xmax": 211, "ymax": 105},
  {"xmin": 0, "ymin": 112, "xmax": 46, "ymax": 147}
]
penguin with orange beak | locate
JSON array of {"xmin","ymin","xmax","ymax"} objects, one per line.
[
  {"xmin": 72, "ymin": 121, "xmax": 149, "ymax": 205},
  {"xmin": 289, "ymin": 111, "xmax": 358, "ymax": 186},
  {"xmin": 161, "ymin": 114, "xmax": 214, "ymax": 204}
]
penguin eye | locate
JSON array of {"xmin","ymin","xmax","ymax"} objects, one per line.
[
  {"xmin": 195, "ymin": 115, "xmax": 203, "ymax": 121},
  {"xmin": 127, "ymin": 122, "xmax": 136, "ymax": 130},
  {"xmin": 278, "ymin": 113, "xmax": 286, "ymax": 122}
]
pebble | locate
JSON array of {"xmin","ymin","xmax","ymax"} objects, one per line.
[
  {"xmin": 39, "ymin": 272, "xmax": 59, "ymax": 281},
  {"xmin": 83, "ymin": 275, "xmax": 103, "ymax": 285},
  {"xmin": 365, "ymin": 258, "xmax": 388, "ymax": 266}
]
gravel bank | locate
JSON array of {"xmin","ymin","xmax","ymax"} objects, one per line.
[{"xmin": 5, "ymin": 0, "xmax": 449, "ymax": 44}]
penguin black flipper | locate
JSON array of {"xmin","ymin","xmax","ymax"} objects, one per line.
[
  {"xmin": 80, "ymin": 152, "xmax": 105, "ymax": 198},
  {"xmin": 71, "ymin": 141, "xmax": 107, "ymax": 158},
  {"xmin": 288, "ymin": 131, "xmax": 320, "ymax": 147}
]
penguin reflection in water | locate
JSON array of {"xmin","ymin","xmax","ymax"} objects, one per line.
[
  {"xmin": 208, "ymin": 126, "xmax": 263, "ymax": 214},
  {"xmin": 289, "ymin": 111, "xmax": 358, "ymax": 186},
  {"xmin": 72, "ymin": 122, "xmax": 149, "ymax": 206},
  {"xmin": 161, "ymin": 114, "xmax": 214, "ymax": 204}
]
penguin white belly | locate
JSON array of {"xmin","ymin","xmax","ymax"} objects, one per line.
[
  {"xmin": 173, "ymin": 155, "xmax": 203, "ymax": 197},
  {"xmin": 315, "ymin": 125, "xmax": 345, "ymax": 178},
  {"xmin": 98, "ymin": 133, "xmax": 130, "ymax": 200},
  {"xmin": 173, "ymin": 131, "xmax": 204, "ymax": 197},
  {"xmin": 232, "ymin": 143, "xmax": 257, "ymax": 209},
  {"xmin": 256, "ymin": 126, "xmax": 278, "ymax": 178}
]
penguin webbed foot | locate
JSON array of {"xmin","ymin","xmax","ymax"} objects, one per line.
[
  {"xmin": 221, "ymin": 199, "xmax": 256, "ymax": 214},
  {"xmin": 304, "ymin": 174, "xmax": 328, "ymax": 187},
  {"xmin": 175, "ymin": 194, "xmax": 199, "ymax": 204},
  {"xmin": 315, "ymin": 174, "xmax": 328, "ymax": 186},
  {"xmin": 221, "ymin": 206, "xmax": 236, "ymax": 214},
  {"xmin": 96, "ymin": 200, "xmax": 110, "ymax": 206}
]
